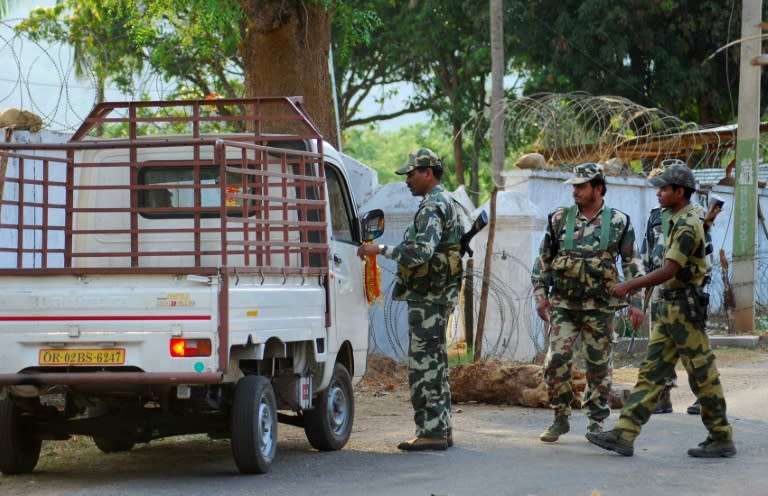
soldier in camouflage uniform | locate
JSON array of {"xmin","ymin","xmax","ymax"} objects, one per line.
[
  {"xmin": 357, "ymin": 148, "xmax": 464, "ymax": 451},
  {"xmin": 643, "ymin": 160, "xmax": 712, "ymax": 415},
  {"xmin": 532, "ymin": 163, "xmax": 645, "ymax": 443},
  {"xmin": 586, "ymin": 164, "xmax": 736, "ymax": 458}
]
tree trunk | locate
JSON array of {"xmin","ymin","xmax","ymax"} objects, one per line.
[{"xmin": 239, "ymin": 1, "xmax": 337, "ymax": 146}]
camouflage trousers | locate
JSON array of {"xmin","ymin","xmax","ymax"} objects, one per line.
[
  {"xmin": 544, "ymin": 307, "xmax": 615, "ymax": 421},
  {"xmin": 649, "ymin": 294, "xmax": 678, "ymax": 387},
  {"xmin": 615, "ymin": 297, "xmax": 732, "ymax": 442},
  {"xmin": 407, "ymin": 301, "xmax": 452, "ymax": 439}
]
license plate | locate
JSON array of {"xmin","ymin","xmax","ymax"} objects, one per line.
[{"xmin": 39, "ymin": 348, "xmax": 126, "ymax": 366}]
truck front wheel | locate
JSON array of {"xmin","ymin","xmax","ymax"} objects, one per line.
[
  {"xmin": 0, "ymin": 398, "xmax": 41, "ymax": 475},
  {"xmin": 304, "ymin": 362, "xmax": 354, "ymax": 451},
  {"xmin": 230, "ymin": 375, "xmax": 277, "ymax": 474}
]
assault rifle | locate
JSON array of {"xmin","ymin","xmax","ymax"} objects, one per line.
[{"xmin": 460, "ymin": 210, "xmax": 488, "ymax": 257}]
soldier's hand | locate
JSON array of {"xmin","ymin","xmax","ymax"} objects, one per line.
[
  {"xmin": 357, "ymin": 243, "xmax": 380, "ymax": 259},
  {"xmin": 536, "ymin": 298, "xmax": 552, "ymax": 322},
  {"xmin": 611, "ymin": 281, "xmax": 631, "ymax": 298},
  {"xmin": 627, "ymin": 306, "xmax": 644, "ymax": 330}
]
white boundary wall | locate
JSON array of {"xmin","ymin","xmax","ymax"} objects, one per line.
[{"xmin": 360, "ymin": 167, "xmax": 768, "ymax": 362}]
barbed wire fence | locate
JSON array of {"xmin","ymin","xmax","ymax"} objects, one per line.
[
  {"xmin": 500, "ymin": 92, "xmax": 766, "ymax": 170},
  {"xmin": 368, "ymin": 251, "xmax": 547, "ymax": 363},
  {"xmin": 0, "ymin": 18, "xmax": 171, "ymax": 133}
]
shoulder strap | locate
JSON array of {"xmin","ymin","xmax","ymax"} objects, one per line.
[
  {"xmin": 598, "ymin": 206, "xmax": 612, "ymax": 250},
  {"xmin": 563, "ymin": 205, "xmax": 578, "ymax": 251},
  {"xmin": 661, "ymin": 209, "xmax": 671, "ymax": 242},
  {"xmin": 563, "ymin": 205, "xmax": 616, "ymax": 251}
]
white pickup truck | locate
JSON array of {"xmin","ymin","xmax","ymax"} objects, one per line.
[{"xmin": 0, "ymin": 98, "xmax": 384, "ymax": 475}]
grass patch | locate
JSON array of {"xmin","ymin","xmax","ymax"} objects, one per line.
[{"xmin": 448, "ymin": 342, "xmax": 474, "ymax": 367}]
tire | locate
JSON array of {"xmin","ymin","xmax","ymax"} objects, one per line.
[
  {"xmin": 0, "ymin": 398, "xmax": 41, "ymax": 475},
  {"xmin": 304, "ymin": 363, "xmax": 354, "ymax": 451},
  {"xmin": 230, "ymin": 375, "xmax": 278, "ymax": 474},
  {"xmin": 93, "ymin": 436, "xmax": 135, "ymax": 453}
]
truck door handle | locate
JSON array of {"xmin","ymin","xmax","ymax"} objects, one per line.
[{"xmin": 333, "ymin": 254, "xmax": 342, "ymax": 265}]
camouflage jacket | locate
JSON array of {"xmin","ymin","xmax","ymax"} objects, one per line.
[
  {"xmin": 381, "ymin": 185, "xmax": 465, "ymax": 305},
  {"xmin": 531, "ymin": 202, "xmax": 644, "ymax": 310},
  {"xmin": 642, "ymin": 205, "xmax": 713, "ymax": 280},
  {"xmin": 661, "ymin": 203, "xmax": 708, "ymax": 290}
]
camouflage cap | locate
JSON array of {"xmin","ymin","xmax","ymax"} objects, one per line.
[
  {"xmin": 564, "ymin": 162, "xmax": 604, "ymax": 184},
  {"xmin": 395, "ymin": 148, "xmax": 442, "ymax": 175},
  {"xmin": 649, "ymin": 163, "xmax": 696, "ymax": 189}
]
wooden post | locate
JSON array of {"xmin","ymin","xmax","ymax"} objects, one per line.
[
  {"xmin": 731, "ymin": 0, "xmax": 762, "ymax": 333},
  {"xmin": 475, "ymin": 0, "xmax": 505, "ymax": 361}
]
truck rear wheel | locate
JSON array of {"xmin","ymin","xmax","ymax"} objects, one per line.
[
  {"xmin": 92, "ymin": 436, "xmax": 135, "ymax": 453},
  {"xmin": 230, "ymin": 375, "xmax": 277, "ymax": 474},
  {"xmin": 0, "ymin": 398, "xmax": 41, "ymax": 475},
  {"xmin": 304, "ymin": 362, "xmax": 354, "ymax": 451}
]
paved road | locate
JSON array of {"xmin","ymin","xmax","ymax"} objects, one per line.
[{"xmin": 1, "ymin": 365, "xmax": 766, "ymax": 496}]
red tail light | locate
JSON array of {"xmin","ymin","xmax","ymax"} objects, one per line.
[{"xmin": 170, "ymin": 338, "xmax": 212, "ymax": 357}]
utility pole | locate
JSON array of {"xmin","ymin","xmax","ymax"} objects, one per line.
[
  {"xmin": 732, "ymin": 0, "xmax": 762, "ymax": 333},
  {"xmin": 475, "ymin": 0, "xmax": 504, "ymax": 361}
]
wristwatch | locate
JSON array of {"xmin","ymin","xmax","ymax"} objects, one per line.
[{"xmin": 378, "ymin": 244, "xmax": 386, "ymax": 256}]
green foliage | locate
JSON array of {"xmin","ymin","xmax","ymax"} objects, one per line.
[
  {"xmin": 90, "ymin": 94, "xmax": 250, "ymax": 138},
  {"xmin": 448, "ymin": 344, "xmax": 473, "ymax": 368},
  {"xmin": 343, "ymin": 123, "xmax": 492, "ymax": 205},
  {"xmin": 15, "ymin": 1, "xmax": 145, "ymax": 97},
  {"xmin": 345, "ymin": 0, "xmax": 521, "ymax": 200},
  {"xmin": 514, "ymin": 0, "xmax": 768, "ymax": 125},
  {"xmin": 614, "ymin": 314, "xmax": 638, "ymax": 339},
  {"xmin": 332, "ymin": 0, "xmax": 431, "ymax": 129},
  {"xmin": 757, "ymin": 313, "xmax": 768, "ymax": 334},
  {"xmin": 343, "ymin": 123, "xmax": 454, "ymax": 186},
  {"xmin": 333, "ymin": 3, "xmax": 383, "ymax": 63}
]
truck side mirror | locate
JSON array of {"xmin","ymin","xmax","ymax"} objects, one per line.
[{"xmin": 360, "ymin": 209, "xmax": 385, "ymax": 241}]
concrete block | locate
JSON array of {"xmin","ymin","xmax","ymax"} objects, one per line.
[{"xmin": 710, "ymin": 335, "xmax": 760, "ymax": 349}]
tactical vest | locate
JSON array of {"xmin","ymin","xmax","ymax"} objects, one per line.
[
  {"xmin": 549, "ymin": 205, "xmax": 623, "ymax": 302},
  {"xmin": 395, "ymin": 193, "xmax": 464, "ymax": 298}
]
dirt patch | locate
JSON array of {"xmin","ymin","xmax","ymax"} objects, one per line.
[
  {"xmin": 451, "ymin": 361, "xmax": 547, "ymax": 407},
  {"xmin": 359, "ymin": 347, "xmax": 768, "ymax": 410},
  {"xmin": 613, "ymin": 367, "xmax": 639, "ymax": 384},
  {"xmin": 357, "ymin": 353, "xmax": 408, "ymax": 393}
]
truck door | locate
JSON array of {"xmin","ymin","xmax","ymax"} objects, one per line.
[{"xmin": 324, "ymin": 164, "xmax": 368, "ymax": 356}]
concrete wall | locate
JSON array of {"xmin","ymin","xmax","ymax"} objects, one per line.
[
  {"xmin": 503, "ymin": 169, "xmax": 768, "ymax": 312},
  {"xmin": 359, "ymin": 167, "xmax": 768, "ymax": 363},
  {"xmin": 469, "ymin": 192, "xmax": 547, "ymax": 362}
]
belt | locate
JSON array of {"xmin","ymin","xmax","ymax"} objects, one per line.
[{"xmin": 659, "ymin": 287, "xmax": 696, "ymax": 300}]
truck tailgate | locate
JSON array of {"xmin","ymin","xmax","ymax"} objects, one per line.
[{"xmin": 0, "ymin": 274, "xmax": 219, "ymax": 380}]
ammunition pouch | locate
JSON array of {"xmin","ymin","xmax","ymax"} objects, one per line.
[
  {"xmin": 551, "ymin": 250, "xmax": 618, "ymax": 301},
  {"xmin": 397, "ymin": 243, "xmax": 463, "ymax": 295}
]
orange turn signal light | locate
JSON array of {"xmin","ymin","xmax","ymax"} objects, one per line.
[{"xmin": 170, "ymin": 338, "xmax": 212, "ymax": 357}]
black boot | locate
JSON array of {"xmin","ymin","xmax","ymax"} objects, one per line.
[
  {"xmin": 687, "ymin": 399, "xmax": 701, "ymax": 415},
  {"xmin": 651, "ymin": 385, "xmax": 673, "ymax": 414}
]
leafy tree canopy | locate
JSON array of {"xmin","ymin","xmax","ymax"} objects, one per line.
[{"xmin": 514, "ymin": 0, "xmax": 768, "ymax": 124}]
